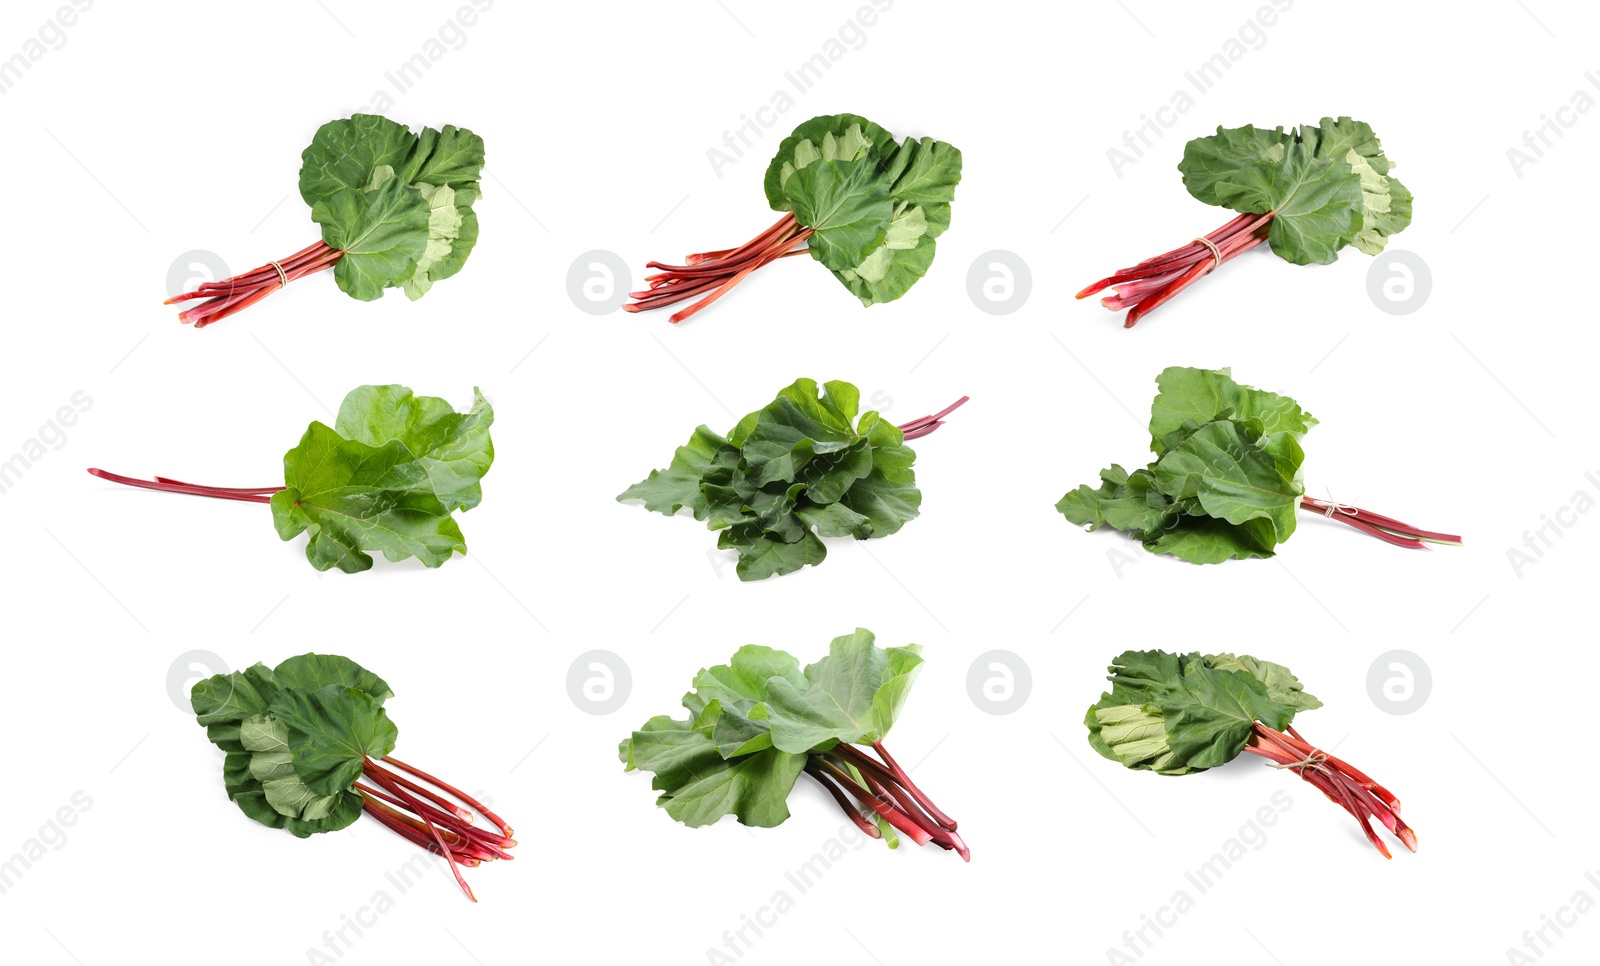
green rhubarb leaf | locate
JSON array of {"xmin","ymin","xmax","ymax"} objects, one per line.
[
  {"xmin": 1179, "ymin": 126, "xmax": 1364, "ymax": 265},
  {"xmin": 1151, "ymin": 420, "xmax": 1303, "ymax": 543},
  {"xmin": 271, "ymin": 385, "xmax": 493, "ymax": 573},
  {"xmin": 782, "ymin": 158, "xmax": 893, "ymax": 272},
  {"xmin": 268, "ymin": 684, "xmax": 398, "ymax": 797},
  {"xmin": 1148, "ymin": 366, "xmax": 1316, "ymax": 454},
  {"xmin": 717, "ymin": 523, "xmax": 827, "ymax": 581},
  {"xmin": 739, "ymin": 378, "xmax": 864, "ymax": 486},
  {"xmin": 795, "ymin": 501, "xmax": 872, "ymax": 538},
  {"xmin": 334, "ymin": 385, "xmax": 495, "ymax": 512},
  {"xmin": 311, "ymin": 176, "xmax": 432, "ymax": 301},
  {"xmin": 838, "ymin": 466, "xmax": 922, "ymax": 538},
  {"xmin": 1087, "ymin": 651, "xmax": 1302, "ymax": 775},
  {"xmin": 402, "ymin": 183, "xmax": 463, "ymax": 300},
  {"xmin": 240, "ymin": 714, "xmax": 348, "ymax": 821},
  {"xmin": 1179, "ymin": 123, "xmax": 1292, "ymax": 208},
  {"xmin": 882, "ymin": 135, "xmax": 964, "ymax": 214},
  {"xmin": 1057, "ymin": 464, "xmax": 1174, "ymax": 536},
  {"xmin": 692, "ymin": 645, "xmax": 808, "ymax": 759},
  {"xmin": 400, "ymin": 124, "xmax": 486, "ymax": 187},
  {"xmin": 624, "ymin": 713, "xmax": 806, "ymax": 828},
  {"xmin": 1086, "ymin": 703, "xmax": 1192, "ymax": 775},
  {"xmin": 1155, "ymin": 654, "xmax": 1298, "ymax": 767},
  {"xmin": 270, "ymin": 653, "xmax": 393, "ymax": 704},
  {"xmin": 298, "ymin": 116, "xmax": 485, "ymax": 300},
  {"xmin": 762, "ymin": 629, "xmax": 924, "ymax": 753},
  {"xmin": 299, "ymin": 114, "xmax": 420, "ymax": 209},
  {"xmin": 620, "ymin": 379, "xmax": 927, "ymax": 580},
  {"xmin": 191, "ymin": 663, "xmax": 282, "ymax": 752},
  {"xmin": 270, "ymin": 426, "xmax": 465, "ymax": 573},
  {"xmin": 831, "ymin": 135, "xmax": 963, "ymax": 306},
  {"xmin": 1204, "ymin": 654, "xmax": 1322, "ymax": 712},
  {"xmin": 834, "ymin": 224, "xmax": 937, "ymax": 306},
  {"xmin": 617, "ymin": 426, "xmax": 737, "ymax": 521},
  {"xmin": 764, "ymin": 114, "xmax": 897, "ymax": 211},
  {"xmin": 1143, "ymin": 516, "xmax": 1278, "ymax": 564},
  {"xmin": 1298, "ymin": 117, "xmax": 1410, "ymax": 256}
]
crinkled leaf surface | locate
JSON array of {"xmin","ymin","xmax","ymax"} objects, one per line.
[
  {"xmin": 1178, "ymin": 118, "xmax": 1409, "ymax": 265},
  {"xmin": 691, "ymin": 646, "xmax": 808, "ymax": 759},
  {"xmin": 298, "ymin": 114, "xmax": 485, "ymax": 301},
  {"xmin": 783, "ymin": 158, "xmax": 893, "ymax": 271},
  {"xmin": 1299, "ymin": 116, "xmax": 1411, "ymax": 255},
  {"xmin": 1152, "ymin": 420, "xmax": 1303, "ymax": 542},
  {"xmin": 623, "ymin": 713, "xmax": 806, "ymax": 828},
  {"xmin": 831, "ymin": 136, "xmax": 963, "ymax": 305},
  {"xmin": 271, "ymin": 653, "xmax": 393, "ymax": 704},
  {"xmin": 623, "ymin": 631, "xmax": 926, "ymax": 833},
  {"xmin": 311, "ymin": 176, "xmax": 432, "ymax": 301},
  {"xmin": 761, "ymin": 629, "xmax": 924, "ymax": 753},
  {"xmin": 241, "ymin": 714, "xmax": 350, "ymax": 824},
  {"xmin": 268, "ymin": 685, "xmax": 398, "ymax": 797},
  {"xmin": 1203, "ymin": 653, "xmax": 1322, "ymax": 713},
  {"xmin": 1181, "ymin": 123, "xmax": 1367, "ymax": 264},
  {"xmin": 299, "ymin": 114, "xmax": 418, "ymax": 208},
  {"xmin": 192, "ymin": 663, "xmax": 282, "ymax": 751},
  {"xmin": 619, "ymin": 379, "xmax": 925, "ymax": 580},
  {"xmin": 334, "ymin": 385, "xmax": 494, "ymax": 511},
  {"xmin": 1148, "ymin": 366, "xmax": 1317, "ymax": 453},
  {"xmin": 1060, "ymin": 368, "xmax": 1311, "ymax": 565},
  {"xmin": 1087, "ymin": 650, "xmax": 1308, "ymax": 776},
  {"xmin": 272, "ymin": 386, "xmax": 492, "ymax": 573},
  {"xmin": 764, "ymin": 114, "xmax": 896, "ymax": 211}
]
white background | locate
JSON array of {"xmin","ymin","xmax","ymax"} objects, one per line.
[{"xmin": 1, "ymin": 1, "xmax": 1596, "ymax": 964}]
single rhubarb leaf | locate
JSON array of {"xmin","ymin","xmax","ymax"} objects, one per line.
[{"xmin": 269, "ymin": 684, "xmax": 398, "ymax": 797}]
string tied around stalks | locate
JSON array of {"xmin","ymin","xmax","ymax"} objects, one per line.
[
  {"xmin": 1320, "ymin": 488, "xmax": 1358, "ymax": 518},
  {"xmin": 1265, "ymin": 749, "xmax": 1328, "ymax": 773},
  {"xmin": 269, "ymin": 260, "xmax": 289, "ymax": 289},
  {"xmin": 1193, "ymin": 235, "xmax": 1222, "ymax": 273}
]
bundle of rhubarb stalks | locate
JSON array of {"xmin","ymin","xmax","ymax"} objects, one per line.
[
  {"xmin": 167, "ymin": 242, "xmax": 344, "ymax": 328},
  {"xmin": 1077, "ymin": 211, "xmax": 1272, "ymax": 328},
  {"xmin": 1088, "ymin": 650, "xmax": 1415, "ymax": 859},
  {"xmin": 1078, "ymin": 117, "xmax": 1412, "ymax": 328}
]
